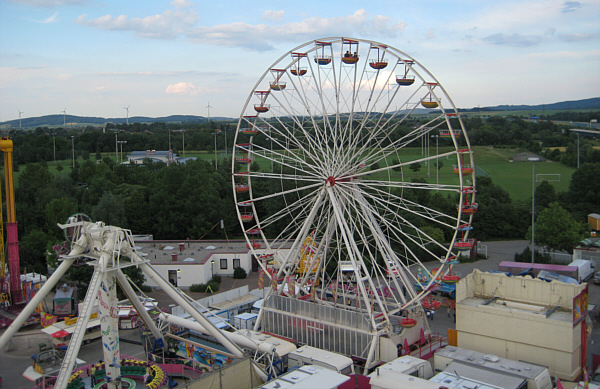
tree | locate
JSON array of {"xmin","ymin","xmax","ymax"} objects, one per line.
[
  {"xmin": 409, "ymin": 162, "xmax": 421, "ymax": 173},
  {"xmin": 528, "ymin": 202, "xmax": 585, "ymax": 253}
]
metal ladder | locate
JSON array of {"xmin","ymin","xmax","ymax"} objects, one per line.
[{"xmin": 54, "ymin": 267, "xmax": 103, "ymax": 389}]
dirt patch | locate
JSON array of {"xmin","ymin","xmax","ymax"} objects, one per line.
[{"xmin": 510, "ymin": 152, "xmax": 545, "ymax": 162}]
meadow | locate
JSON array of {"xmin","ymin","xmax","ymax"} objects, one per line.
[{"xmin": 20, "ymin": 145, "xmax": 575, "ymax": 203}]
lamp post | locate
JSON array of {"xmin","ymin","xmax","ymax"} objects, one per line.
[
  {"xmin": 118, "ymin": 140, "xmax": 127, "ymax": 163},
  {"xmin": 71, "ymin": 135, "xmax": 75, "ymax": 168},
  {"xmin": 211, "ymin": 131, "xmax": 218, "ymax": 170},
  {"xmin": 211, "ymin": 260, "xmax": 215, "ymax": 279},
  {"xmin": 528, "ymin": 157, "xmax": 540, "ymax": 262},
  {"xmin": 52, "ymin": 132, "xmax": 56, "ymax": 162},
  {"xmin": 431, "ymin": 134, "xmax": 439, "ymax": 188}
]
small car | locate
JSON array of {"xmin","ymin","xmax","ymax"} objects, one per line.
[{"xmin": 594, "ymin": 271, "xmax": 600, "ymax": 285}]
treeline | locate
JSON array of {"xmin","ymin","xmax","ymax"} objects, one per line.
[
  {"xmin": 15, "ymin": 157, "xmax": 240, "ymax": 274},
  {"xmin": 6, "ymin": 114, "xmax": 600, "ymax": 274},
  {"xmin": 10, "ymin": 113, "xmax": 600, "ymax": 168}
]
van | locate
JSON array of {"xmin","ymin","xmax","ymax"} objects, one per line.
[
  {"xmin": 368, "ymin": 355, "xmax": 434, "ymax": 388},
  {"xmin": 434, "ymin": 346, "xmax": 552, "ymax": 389},
  {"xmin": 287, "ymin": 345, "xmax": 354, "ymax": 375},
  {"xmin": 568, "ymin": 259, "xmax": 595, "ymax": 283}
]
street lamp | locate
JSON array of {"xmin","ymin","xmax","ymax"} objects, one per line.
[
  {"xmin": 71, "ymin": 136, "xmax": 75, "ymax": 168},
  {"xmin": 211, "ymin": 260, "xmax": 215, "ymax": 279},
  {"xmin": 52, "ymin": 132, "xmax": 56, "ymax": 162},
  {"xmin": 118, "ymin": 140, "xmax": 127, "ymax": 163},
  {"xmin": 431, "ymin": 134, "xmax": 439, "ymax": 188},
  {"xmin": 211, "ymin": 131, "xmax": 219, "ymax": 170},
  {"xmin": 528, "ymin": 157, "xmax": 541, "ymax": 263}
]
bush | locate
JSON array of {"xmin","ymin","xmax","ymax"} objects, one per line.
[
  {"xmin": 233, "ymin": 267, "xmax": 247, "ymax": 279},
  {"xmin": 210, "ymin": 275, "xmax": 222, "ymax": 284},
  {"xmin": 189, "ymin": 282, "xmax": 219, "ymax": 293}
]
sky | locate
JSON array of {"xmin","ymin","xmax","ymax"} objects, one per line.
[{"xmin": 1, "ymin": 0, "xmax": 599, "ymax": 122}]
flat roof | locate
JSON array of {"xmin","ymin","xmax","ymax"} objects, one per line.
[
  {"xmin": 498, "ymin": 261, "xmax": 577, "ymax": 272},
  {"xmin": 134, "ymin": 240, "xmax": 250, "ymax": 265},
  {"xmin": 258, "ymin": 365, "xmax": 350, "ymax": 389},
  {"xmin": 435, "ymin": 346, "xmax": 548, "ymax": 379},
  {"xmin": 433, "ymin": 362, "xmax": 525, "ymax": 389},
  {"xmin": 210, "ymin": 294, "xmax": 260, "ymax": 311},
  {"xmin": 457, "ymin": 296, "xmax": 572, "ymax": 323}
]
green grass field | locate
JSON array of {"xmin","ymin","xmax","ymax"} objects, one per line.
[{"xmin": 12, "ymin": 145, "xmax": 575, "ymax": 202}]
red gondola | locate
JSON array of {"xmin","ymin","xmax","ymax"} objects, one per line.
[
  {"xmin": 269, "ymin": 69, "xmax": 286, "ymax": 91},
  {"xmin": 454, "ymin": 239, "xmax": 475, "ymax": 252},
  {"xmin": 440, "ymin": 130, "xmax": 461, "ymax": 139},
  {"xmin": 457, "ymin": 186, "xmax": 478, "ymax": 215},
  {"xmin": 235, "ymin": 174, "xmax": 250, "ymax": 193},
  {"xmin": 453, "ymin": 149, "xmax": 474, "ymax": 175},
  {"xmin": 341, "ymin": 38, "xmax": 359, "ymax": 64},
  {"xmin": 396, "ymin": 60, "xmax": 415, "ymax": 86},
  {"xmin": 369, "ymin": 45, "xmax": 388, "ymax": 69},
  {"xmin": 245, "ymin": 228, "xmax": 261, "ymax": 249},
  {"xmin": 314, "ymin": 41, "xmax": 332, "ymax": 65},
  {"xmin": 238, "ymin": 201, "xmax": 253, "ymax": 223},
  {"xmin": 290, "ymin": 52, "xmax": 308, "ymax": 76},
  {"xmin": 236, "ymin": 147, "xmax": 252, "ymax": 165},
  {"xmin": 400, "ymin": 318, "xmax": 417, "ymax": 328},
  {"xmin": 254, "ymin": 91, "xmax": 270, "ymax": 113}
]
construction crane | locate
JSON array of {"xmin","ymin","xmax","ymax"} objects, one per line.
[{"xmin": 0, "ymin": 137, "xmax": 22, "ymax": 306}]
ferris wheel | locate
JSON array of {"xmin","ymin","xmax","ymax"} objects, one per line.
[{"xmin": 231, "ymin": 37, "xmax": 476, "ymax": 364}]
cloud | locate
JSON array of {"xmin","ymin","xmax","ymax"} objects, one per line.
[
  {"xmin": 76, "ymin": 7, "xmax": 404, "ymax": 51},
  {"xmin": 187, "ymin": 9, "xmax": 406, "ymax": 51},
  {"xmin": 9, "ymin": 0, "xmax": 88, "ymax": 6},
  {"xmin": 171, "ymin": 0, "xmax": 193, "ymax": 9},
  {"xmin": 559, "ymin": 32, "xmax": 599, "ymax": 42},
  {"xmin": 26, "ymin": 12, "xmax": 59, "ymax": 23},
  {"xmin": 483, "ymin": 33, "xmax": 543, "ymax": 47},
  {"xmin": 165, "ymin": 82, "xmax": 209, "ymax": 96},
  {"xmin": 561, "ymin": 1, "xmax": 582, "ymax": 13},
  {"xmin": 76, "ymin": 8, "xmax": 199, "ymax": 39},
  {"xmin": 262, "ymin": 10, "xmax": 284, "ymax": 21},
  {"xmin": 425, "ymin": 28, "xmax": 435, "ymax": 40}
]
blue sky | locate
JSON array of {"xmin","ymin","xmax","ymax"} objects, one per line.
[{"xmin": 1, "ymin": 0, "xmax": 599, "ymax": 121}]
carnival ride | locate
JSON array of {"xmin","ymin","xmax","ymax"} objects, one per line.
[
  {"xmin": 0, "ymin": 216, "xmax": 277, "ymax": 389},
  {"xmin": 231, "ymin": 37, "xmax": 477, "ymax": 369},
  {"xmin": 0, "ymin": 137, "xmax": 23, "ymax": 308}
]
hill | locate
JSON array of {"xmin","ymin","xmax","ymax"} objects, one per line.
[
  {"xmin": 477, "ymin": 97, "xmax": 600, "ymax": 112},
  {"xmin": 2, "ymin": 98, "xmax": 598, "ymax": 128}
]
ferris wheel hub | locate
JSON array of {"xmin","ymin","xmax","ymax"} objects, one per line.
[{"xmin": 326, "ymin": 176, "xmax": 336, "ymax": 186}]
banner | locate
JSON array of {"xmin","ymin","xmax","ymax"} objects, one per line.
[{"xmin": 41, "ymin": 312, "xmax": 58, "ymax": 328}]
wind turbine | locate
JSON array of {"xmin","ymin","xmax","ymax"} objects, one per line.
[
  {"xmin": 18, "ymin": 110, "xmax": 23, "ymax": 130},
  {"xmin": 61, "ymin": 107, "xmax": 66, "ymax": 128},
  {"xmin": 124, "ymin": 105, "xmax": 130, "ymax": 125},
  {"xmin": 206, "ymin": 102, "xmax": 212, "ymax": 122}
]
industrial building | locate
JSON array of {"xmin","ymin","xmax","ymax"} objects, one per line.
[{"xmin": 455, "ymin": 269, "xmax": 588, "ymax": 380}]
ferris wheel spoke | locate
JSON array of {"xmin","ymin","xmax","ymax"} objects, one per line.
[
  {"xmin": 355, "ymin": 178, "xmax": 461, "ymax": 193},
  {"xmin": 357, "ymin": 115, "xmax": 446, "ymax": 170},
  {"xmin": 354, "ymin": 184, "xmax": 459, "ymax": 229},
  {"xmin": 266, "ymin": 95, "xmax": 335, "ymax": 174},
  {"xmin": 336, "ymin": 189, "xmax": 418, "ymax": 306},
  {"xmin": 252, "ymin": 184, "xmax": 322, "ymax": 229},
  {"xmin": 240, "ymin": 143, "xmax": 325, "ymax": 178},
  {"xmin": 346, "ymin": 190, "xmax": 447, "ymax": 291}
]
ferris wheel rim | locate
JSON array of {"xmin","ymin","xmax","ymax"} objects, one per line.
[{"xmin": 231, "ymin": 37, "xmax": 476, "ymax": 312}]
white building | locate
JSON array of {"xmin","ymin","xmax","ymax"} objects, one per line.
[{"xmin": 134, "ymin": 240, "xmax": 254, "ymax": 288}]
